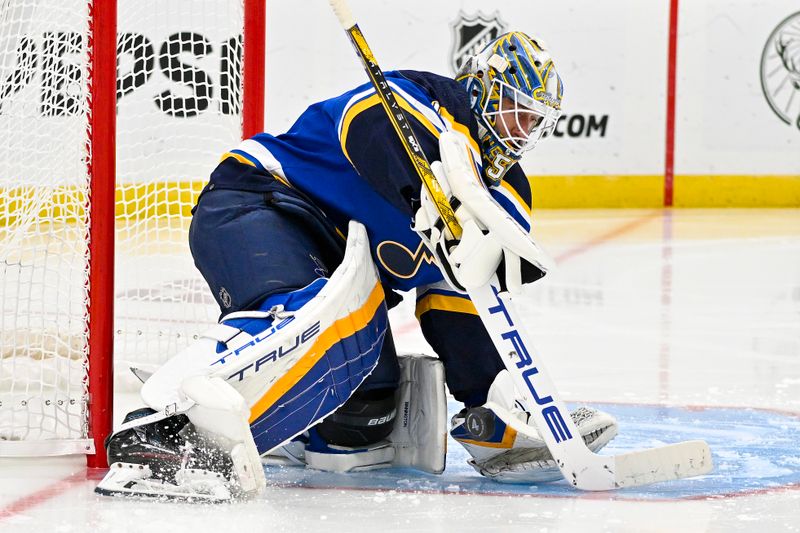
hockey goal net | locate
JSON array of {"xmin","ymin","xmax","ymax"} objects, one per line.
[{"xmin": 0, "ymin": 0, "xmax": 264, "ymax": 465}]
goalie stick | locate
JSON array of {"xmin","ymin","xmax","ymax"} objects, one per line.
[{"xmin": 328, "ymin": 0, "xmax": 712, "ymax": 490}]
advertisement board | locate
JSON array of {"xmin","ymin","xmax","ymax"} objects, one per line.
[
  {"xmin": 1, "ymin": 0, "xmax": 797, "ymax": 205},
  {"xmin": 265, "ymin": 0, "xmax": 798, "ymax": 206}
]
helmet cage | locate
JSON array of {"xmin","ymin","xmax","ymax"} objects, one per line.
[
  {"xmin": 481, "ymin": 78, "xmax": 561, "ymax": 156},
  {"xmin": 455, "ymin": 31, "xmax": 564, "ymax": 184}
]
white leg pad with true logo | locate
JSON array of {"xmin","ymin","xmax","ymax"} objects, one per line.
[
  {"xmin": 140, "ymin": 221, "xmax": 388, "ymax": 457},
  {"xmin": 98, "ymin": 222, "xmax": 387, "ymax": 499}
]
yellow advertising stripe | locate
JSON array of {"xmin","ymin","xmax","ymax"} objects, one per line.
[
  {"xmin": 115, "ymin": 181, "xmax": 207, "ymax": 218},
  {"xmin": 529, "ymin": 174, "xmax": 665, "ymax": 208},
  {"xmin": 248, "ymin": 282, "xmax": 386, "ymax": 424},
  {"xmin": 0, "ymin": 185, "xmax": 88, "ymax": 227},
  {"xmin": 674, "ymin": 174, "xmax": 800, "ymax": 207},
  {"xmin": 3, "ymin": 173, "xmax": 797, "ymax": 230},
  {"xmin": 0, "ymin": 181, "xmax": 208, "ymax": 226},
  {"xmin": 415, "ymin": 293, "xmax": 478, "ymax": 321},
  {"xmin": 529, "ymin": 174, "xmax": 800, "ymax": 208}
]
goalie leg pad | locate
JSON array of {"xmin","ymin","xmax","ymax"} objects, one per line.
[
  {"xmin": 141, "ymin": 221, "xmax": 388, "ymax": 456},
  {"xmin": 388, "ymin": 353, "xmax": 447, "ymax": 474},
  {"xmin": 270, "ymin": 353, "xmax": 447, "ymax": 474}
]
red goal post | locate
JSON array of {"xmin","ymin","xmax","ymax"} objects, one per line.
[{"xmin": 0, "ymin": 0, "xmax": 266, "ymax": 468}]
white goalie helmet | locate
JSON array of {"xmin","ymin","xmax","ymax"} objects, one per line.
[{"xmin": 456, "ymin": 31, "xmax": 563, "ymax": 184}]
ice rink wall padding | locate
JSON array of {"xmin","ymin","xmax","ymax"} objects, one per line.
[
  {"xmin": 262, "ymin": 0, "xmax": 800, "ymax": 207},
  {"xmin": 5, "ymin": 0, "xmax": 796, "ymax": 216}
]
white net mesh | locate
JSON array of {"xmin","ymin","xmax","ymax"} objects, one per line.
[
  {"xmin": 0, "ymin": 0, "xmax": 246, "ymax": 451},
  {"xmin": 114, "ymin": 0, "xmax": 244, "ymax": 385},
  {"xmin": 0, "ymin": 0, "xmax": 93, "ymax": 445}
]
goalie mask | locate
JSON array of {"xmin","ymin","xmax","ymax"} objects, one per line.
[{"xmin": 456, "ymin": 31, "xmax": 563, "ymax": 185}]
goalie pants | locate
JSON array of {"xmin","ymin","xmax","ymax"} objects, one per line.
[
  {"xmin": 190, "ymin": 158, "xmax": 506, "ymax": 409},
  {"xmin": 189, "ymin": 165, "xmax": 400, "ymax": 395}
]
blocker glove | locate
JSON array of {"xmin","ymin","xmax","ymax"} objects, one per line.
[{"xmin": 413, "ymin": 130, "xmax": 553, "ymax": 294}]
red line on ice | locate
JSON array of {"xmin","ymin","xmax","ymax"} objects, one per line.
[
  {"xmin": 0, "ymin": 470, "xmax": 95, "ymax": 522},
  {"xmin": 554, "ymin": 210, "xmax": 662, "ymax": 264}
]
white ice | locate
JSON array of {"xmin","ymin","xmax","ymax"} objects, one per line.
[{"xmin": 1, "ymin": 208, "xmax": 799, "ymax": 532}]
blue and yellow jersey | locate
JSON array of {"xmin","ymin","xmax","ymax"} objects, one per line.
[{"xmin": 215, "ymin": 70, "xmax": 533, "ymax": 292}]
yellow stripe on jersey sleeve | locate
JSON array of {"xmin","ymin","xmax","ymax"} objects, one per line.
[
  {"xmin": 339, "ymin": 93, "xmax": 442, "ymax": 165},
  {"xmin": 436, "ymin": 105, "xmax": 480, "ymax": 155},
  {"xmin": 221, "ymin": 151, "xmax": 256, "ymax": 167},
  {"xmin": 499, "ymin": 179, "xmax": 532, "ymax": 219},
  {"xmin": 219, "ymin": 151, "xmax": 292, "ymax": 188},
  {"xmin": 415, "ymin": 293, "xmax": 478, "ymax": 320}
]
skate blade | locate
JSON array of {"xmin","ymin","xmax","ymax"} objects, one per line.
[{"xmin": 95, "ymin": 462, "xmax": 233, "ymax": 503}]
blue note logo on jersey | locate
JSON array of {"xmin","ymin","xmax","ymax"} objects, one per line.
[
  {"xmin": 376, "ymin": 240, "xmax": 436, "ymax": 279},
  {"xmin": 449, "ymin": 11, "xmax": 507, "ymax": 74}
]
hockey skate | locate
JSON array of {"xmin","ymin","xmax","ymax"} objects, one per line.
[
  {"xmin": 96, "ymin": 400, "xmax": 263, "ymax": 502},
  {"xmin": 451, "ymin": 370, "xmax": 619, "ymax": 483}
]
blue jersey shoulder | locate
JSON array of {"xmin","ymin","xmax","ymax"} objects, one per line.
[{"xmin": 334, "ymin": 71, "xmax": 477, "ymax": 214}]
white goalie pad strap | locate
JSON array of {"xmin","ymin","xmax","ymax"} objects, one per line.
[
  {"xmin": 142, "ymin": 221, "xmax": 387, "ymax": 457},
  {"xmin": 202, "ymin": 323, "xmax": 246, "ymax": 344},
  {"xmin": 182, "ymin": 375, "xmax": 249, "ymax": 442},
  {"xmin": 389, "ymin": 353, "xmax": 447, "ymax": 474}
]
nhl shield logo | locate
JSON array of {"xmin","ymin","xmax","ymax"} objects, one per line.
[
  {"xmin": 449, "ymin": 11, "xmax": 507, "ymax": 74},
  {"xmin": 760, "ymin": 11, "xmax": 800, "ymax": 130},
  {"xmin": 218, "ymin": 286, "xmax": 232, "ymax": 309}
]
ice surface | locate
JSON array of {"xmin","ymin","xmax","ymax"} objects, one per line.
[{"xmin": 2, "ymin": 209, "xmax": 799, "ymax": 532}]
